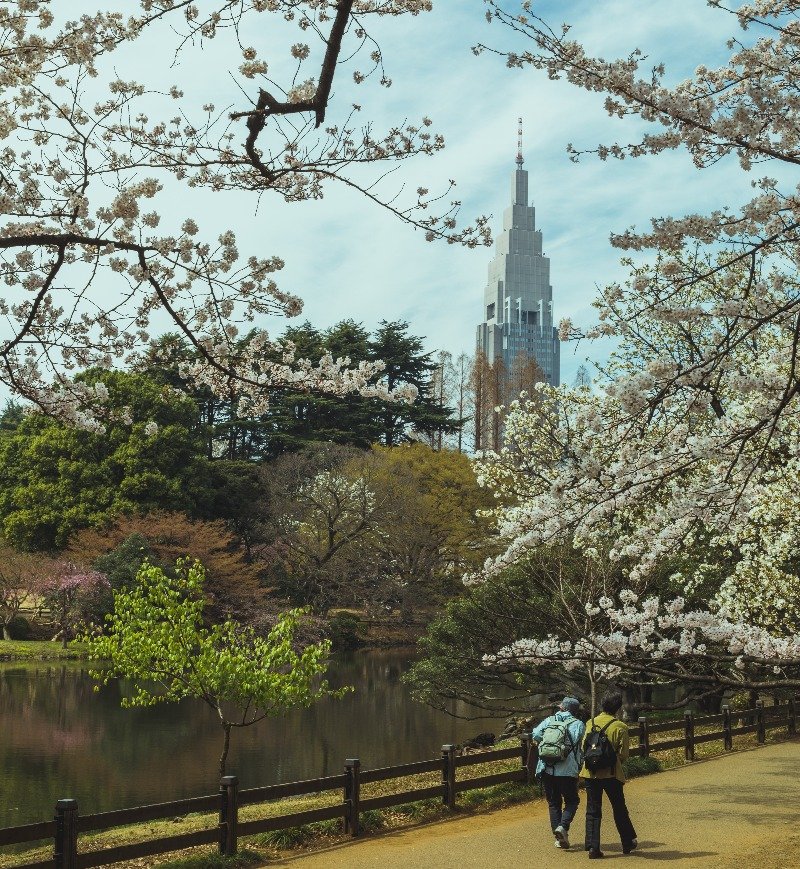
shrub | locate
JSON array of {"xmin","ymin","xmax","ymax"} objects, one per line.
[
  {"xmin": 358, "ymin": 809, "xmax": 386, "ymax": 832},
  {"xmin": 6, "ymin": 615, "xmax": 30, "ymax": 639},
  {"xmin": 623, "ymin": 756, "xmax": 661, "ymax": 778},
  {"xmin": 328, "ymin": 611, "xmax": 366, "ymax": 650},
  {"xmin": 257, "ymin": 825, "xmax": 310, "ymax": 849}
]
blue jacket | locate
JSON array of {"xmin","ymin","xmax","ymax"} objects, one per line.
[{"xmin": 532, "ymin": 711, "xmax": 586, "ymax": 777}]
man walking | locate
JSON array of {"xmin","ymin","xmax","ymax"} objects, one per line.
[
  {"xmin": 531, "ymin": 697, "xmax": 586, "ymax": 850},
  {"xmin": 580, "ymin": 691, "xmax": 638, "ymax": 859}
]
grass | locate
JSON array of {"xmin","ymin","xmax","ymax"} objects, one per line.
[{"xmin": 0, "ymin": 639, "xmax": 89, "ymax": 661}]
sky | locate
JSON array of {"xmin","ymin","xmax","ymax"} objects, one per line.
[{"xmin": 101, "ymin": 1, "xmax": 765, "ymax": 387}]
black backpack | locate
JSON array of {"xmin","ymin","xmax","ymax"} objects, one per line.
[{"xmin": 583, "ymin": 719, "xmax": 617, "ymax": 773}]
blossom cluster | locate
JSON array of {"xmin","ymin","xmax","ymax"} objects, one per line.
[
  {"xmin": 0, "ymin": 0, "xmax": 484, "ymax": 424},
  {"xmin": 486, "ymin": 590, "xmax": 800, "ymax": 687}
]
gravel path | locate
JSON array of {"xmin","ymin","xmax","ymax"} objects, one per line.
[{"xmin": 273, "ymin": 739, "xmax": 800, "ymax": 868}]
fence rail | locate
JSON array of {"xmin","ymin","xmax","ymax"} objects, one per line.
[{"xmin": 2, "ymin": 697, "xmax": 797, "ymax": 868}]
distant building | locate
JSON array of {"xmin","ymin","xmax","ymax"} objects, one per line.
[{"xmin": 475, "ymin": 123, "xmax": 560, "ymax": 387}]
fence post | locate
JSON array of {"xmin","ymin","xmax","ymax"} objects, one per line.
[
  {"xmin": 442, "ymin": 744, "xmax": 457, "ymax": 810},
  {"xmin": 54, "ymin": 799, "xmax": 78, "ymax": 869},
  {"xmin": 638, "ymin": 716, "xmax": 649, "ymax": 758},
  {"xmin": 684, "ymin": 710, "xmax": 695, "ymax": 761},
  {"xmin": 344, "ymin": 758, "xmax": 361, "ymax": 837},
  {"xmin": 756, "ymin": 699, "xmax": 766, "ymax": 744},
  {"xmin": 789, "ymin": 697, "xmax": 797, "ymax": 737},
  {"xmin": 218, "ymin": 775, "xmax": 238, "ymax": 856},
  {"xmin": 722, "ymin": 705, "xmax": 733, "ymax": 750},
  {"xmin": 520, "ymin": 735, "xmax": 537, "ymax": 784}
]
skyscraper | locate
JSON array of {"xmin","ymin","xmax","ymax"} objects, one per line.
[{"xmin": 475, "ymin": 122, "xmax": 560, "ymax": 387}]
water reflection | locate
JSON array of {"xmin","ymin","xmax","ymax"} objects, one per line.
[{"xmin": 0, "ymin": 652, "xmax": 507, "ymax": 827}]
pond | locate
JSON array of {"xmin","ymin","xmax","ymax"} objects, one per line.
[{"xmin": 0, "ymin": 651, "xmax": 508, "ymax": 827}]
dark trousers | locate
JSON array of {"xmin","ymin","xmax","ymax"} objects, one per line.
[
  {"xmin": 541, "ymin": 773, "xmax": 580, "ymax": 832},
  {"xmin": 584, "ymin": 778, "xmax": 637, "ymax": 851}
]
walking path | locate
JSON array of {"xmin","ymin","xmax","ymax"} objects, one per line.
[{"xmin": 273, "ymin": 739, "xmax": 800, "ymax": 868}]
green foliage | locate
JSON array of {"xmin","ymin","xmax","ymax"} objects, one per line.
[
  {"xmin": 5, "ymin": 615, "xmax": 30, "ymax": 639},
  {"xmin": 0, "ymin": 370, "xmax": 209, "ymax": 550},
  {"xmin": 0, "ymin": 639, "xmax": 88, "ymax": 660},
  {"xmin": 622, "ymin": 756, "xmax": 662, "ymax": 778},
  {"xmin": 93, "ymin": 533, "xmax": 155, "ymax": 590},
  {"xmin": 459, "ymin": 781, "xmax": 531, "ymax": 810},
  {"xmin": 257, "ymin": 825, "xmax": 313, "ymax": 849},
  {"xmin": 358, "ymin": 809, "xmax": 386, "ymax": 832},
  {"xmin": 367, "ymin": 320, "xmax": 458, "ymax": 447},
  {"xmin": 406, "ymin": 550, "xmax": 585, "ymax": 718},
  {"xmin": 327, "ymin": 611, "xmax": 367, "ymax": 651},
  {"xmin": 142, "ymin": 320, "xmax": 462, "ymax": 460},
  {"xmin": 393, "ymin": 797, "xmax": 446, "ymax": 820},
  {"xmin": 368, "ymin": 443, "xmax": 498, "ymax": 596},
  {"xmin": 85, "ymin": 560, "xmax": 346, "ymax": 775}
]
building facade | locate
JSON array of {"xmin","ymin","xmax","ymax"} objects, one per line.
[{"xmin": 475, "ymin": 150, "xmax": 560, "ymax": 386}]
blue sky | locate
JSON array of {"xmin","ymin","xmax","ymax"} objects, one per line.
[{"xmin": 110, "ymin": 1, "xmax": 761, "ymax": 386}]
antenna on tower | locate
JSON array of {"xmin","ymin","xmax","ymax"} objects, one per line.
[{"xmin": 516, "ymin": 117, "xmax": 524, "ymax": 167}]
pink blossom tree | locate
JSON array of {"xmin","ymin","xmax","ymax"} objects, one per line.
[{"xmin": 38, "ymin": 564, "xmax": 110, "ymax": 648}]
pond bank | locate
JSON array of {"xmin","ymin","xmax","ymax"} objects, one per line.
[{"xmin": 0, "ymin": 639, "xmax": 88, "ymax": 661}]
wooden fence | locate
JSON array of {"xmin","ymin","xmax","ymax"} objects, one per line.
[{"xmin": 1, "ymin": 697, "xmax": 797, "ymax": 869}]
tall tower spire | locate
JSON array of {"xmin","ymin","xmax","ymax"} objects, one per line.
[{"xmin": 476, "ymin": 124, "xmax": 561, "ymax": 393}]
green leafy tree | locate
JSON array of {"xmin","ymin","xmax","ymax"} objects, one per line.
[
  {"xmin": 86, "ymin": 560, "xmax": 344, "ymax": 777},
  {"xmin": 367, "ymin": 444, "xmax": 499, "ymax": 616},
  {"xmin": 0, "ymin": 370, "xmax": 209, "ymax": 549}
]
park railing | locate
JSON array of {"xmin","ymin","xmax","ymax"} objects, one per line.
[
  {"xmin": 0, "ymin": 741, "xmax": 534, "ymax": 869},
  {"xmin": 631, "ymin": 697, "xmax": 797, "ymax": 761},
  {"xmin": 1, "ymin": 697, "xmax": 797, "ymax": 868}
]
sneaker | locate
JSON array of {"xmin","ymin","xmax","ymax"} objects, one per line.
[
  {"xmin": 588, "ymin": 849, "xmax": 605, "ymax": 859},
  {"xmin": 555, "ymin": 825, "xmax": 570, "ymax": 849},
  {"xmin": 556, "ymin": 839, "xmax": 564, "ymax": 848},
  {"xmin": 622, "ymin": 839, "xmax": 638, "ymax": 854}
]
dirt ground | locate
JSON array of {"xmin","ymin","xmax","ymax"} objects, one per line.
[{"xmin": 272, "ymin": 739, "xmax": 800, "ymax": 868}]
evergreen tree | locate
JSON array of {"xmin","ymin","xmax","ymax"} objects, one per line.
[
  {"xmin": 368, "ymin": 321, "xmax": 460, "ymax": 447},
  {"xmin": 136, "ymin": 320, "xmax": 463, "ymax": 458}
]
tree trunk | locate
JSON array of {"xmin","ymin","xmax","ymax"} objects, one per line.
[
  {"xmin": 219, "ymin": 722, "xmax": 232, "ymax": 778},
  {"xmin": 2, "ymin": 624, "xmax": 11, "ymax": 641}
]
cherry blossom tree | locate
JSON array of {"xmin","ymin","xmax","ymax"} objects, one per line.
[
  {"xmin": 472, "ymin": 1, "xmax": 800, "ymax": 576},
  {"xmin": 467, "ymin": 1, "xmax": 800, "ymax": 697},
  {"xmin": 0, "ymin": 1, "xmax": 489, "ymax": 427},
  {"xmin": 38, "ymin": 563, "xmax": 110, "ymax": 647},
  {"xmin": 487, "ymin": 589, "xmax": 800, "ymax": 701}
]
